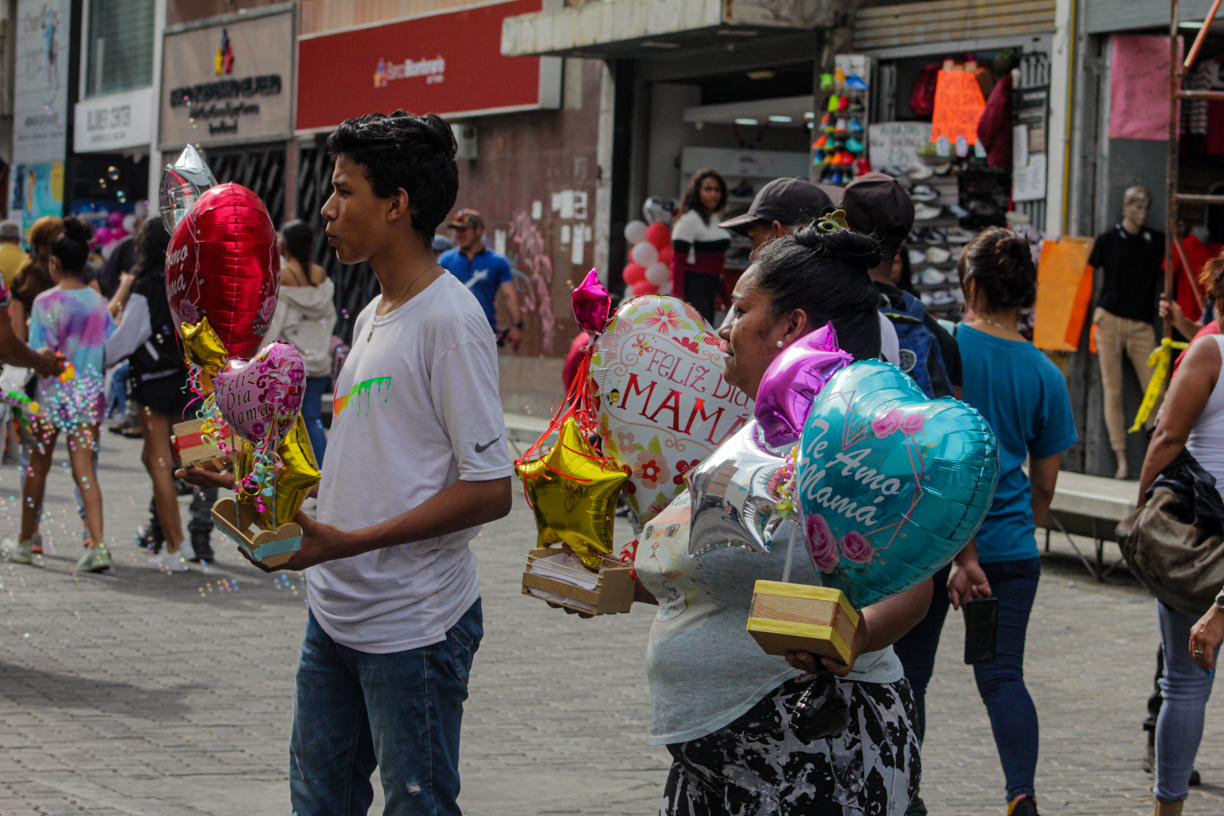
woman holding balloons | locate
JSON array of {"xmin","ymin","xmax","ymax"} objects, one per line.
[
  {"xmin": 636, "ymin": 220, "xmax": 931, "ymax": 816},
  {"xmin": 667, "ymin": 168, "xmax": 731, "ymax": 325}
]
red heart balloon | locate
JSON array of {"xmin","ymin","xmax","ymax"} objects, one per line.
[{"xmin": 165, "ymin": 182, "xmax": 280, "ymax": 359}]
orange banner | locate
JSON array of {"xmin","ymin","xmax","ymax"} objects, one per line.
[
  {"xmin": 1033, "ymin": 237, "xmax": 1095, "ymax": 352},
  {"xmin": 929, "ymin": 68, "xmax": 987, "ymax": 145}
]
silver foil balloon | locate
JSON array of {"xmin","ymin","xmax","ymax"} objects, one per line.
[
  {"xmin": 642, "ymin": 196, "xmax": 677, "ymax": 225},
  {"xmin": 159, "ymin": 145, "xmax": 218, "ymax": 232},
  {"xmin": 686, "ymin": 420, "xmax": 793, "ymax": 557}
]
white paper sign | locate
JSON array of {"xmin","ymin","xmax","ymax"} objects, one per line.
[
  {"xmin": 867, "ymin": 121, "xmax": 933, "ymax": 169},
  {"xmin": 1012, "ymin": 124, "xmax": 1029, "ymax": 170},
  {"xmin": 1013, "ymin": 153, "xmax": 1047, "ymax": 202}
]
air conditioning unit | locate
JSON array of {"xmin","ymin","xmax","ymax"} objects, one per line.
[{"xmin": 452, "ymin": 124, "xmax": 478, "ymax": 160}]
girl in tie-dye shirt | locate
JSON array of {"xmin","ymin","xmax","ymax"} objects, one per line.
[{"xmin": 20, "ymin": 218, "xmax": 114, "ymax": 573}]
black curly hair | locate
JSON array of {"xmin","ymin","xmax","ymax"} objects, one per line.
[
  {"xmin": 957, "ymin": 227, "xmax": 1037, "ymax": 310},
  {"xmin": 50, "ymin": 217, "xmax": 94, "ymax": 277},
  {"xmin": 750, "ymin": 221, "xmax": 883, "ymax": 361},
  {"xmin": 132, "ymin": 218, "xmax": 170, "ymax": 280},
  {"xmin": 326, "ymin": 111, "xmax": 459, "ymax": 242}
]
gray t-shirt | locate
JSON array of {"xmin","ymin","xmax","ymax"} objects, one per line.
[{"xmin": 635, "ymin": 490, "xmax": 903, "ymax": 746}]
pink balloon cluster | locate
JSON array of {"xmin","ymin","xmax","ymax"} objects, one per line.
[{"xmin": 622, "ymin": 220, "xmax": 673, "ymax": 297}]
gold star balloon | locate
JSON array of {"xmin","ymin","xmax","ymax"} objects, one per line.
[{"xmin": 516, "ymin": 418, "xmax": 628, "ymax": 568}]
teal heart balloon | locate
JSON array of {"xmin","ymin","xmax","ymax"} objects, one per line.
[{"xmin": 796, "ymin": 361, "xmax": 999, "ymax": 609}]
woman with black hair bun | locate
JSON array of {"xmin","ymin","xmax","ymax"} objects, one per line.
[
  {"xmin": 631, "ymin": 214, "xmax": 929, "ymax": 816},
  {"xmin": 9, "ymin": 217, "xmax": 114, "ymax": 572}
]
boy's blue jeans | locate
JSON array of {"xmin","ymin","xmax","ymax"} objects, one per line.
[{"xmin": 290, "ymin": 600, "xmax": 483, "ymax": 816}]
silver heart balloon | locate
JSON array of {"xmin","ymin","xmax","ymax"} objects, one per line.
[
  {"xmin": 686, "ymin": 420, "xmax": 794, "ymax": 557},
  {"xmin": 159, "ymin": 145, "xmax": 218, "ymax": 232}
]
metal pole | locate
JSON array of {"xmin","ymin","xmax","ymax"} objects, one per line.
[
  {"xmin": 1184, "ymin": 0, "xmax": 1223, "ymax": 70},
  {"xmin": 1167, "ymin": 0, "xmax": 1180, "ymax": 340}
]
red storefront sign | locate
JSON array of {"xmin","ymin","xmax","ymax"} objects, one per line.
[{"xmin": 296, "ymin": 0, "xmax": 558, "ymax": 131}]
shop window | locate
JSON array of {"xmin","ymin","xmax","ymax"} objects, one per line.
[{"xmin": 85, "ymin": 0, "xmax": 155, "ymax": 97}]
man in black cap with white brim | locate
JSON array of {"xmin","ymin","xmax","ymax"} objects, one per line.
[{"xmin": 720, "ymin": 177, "xmax": 836, "ymax": 251}]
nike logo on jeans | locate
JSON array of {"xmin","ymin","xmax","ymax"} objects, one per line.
[{"xmin": 474, "ymin": 436, "xmax": 501, "ymax": 453}]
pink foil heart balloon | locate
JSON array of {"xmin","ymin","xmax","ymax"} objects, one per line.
[
  {"xmin": 213, "ymin": 343, "xmax": 306, "ymax": 448},
  {"xmin": 754, "ymin": 324, "xmax": 853, "ymax": 449}
]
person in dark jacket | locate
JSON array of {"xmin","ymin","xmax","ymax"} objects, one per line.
[{"xmin": 105, "ymin": 219, "xmax": 216, "ymax": 568}]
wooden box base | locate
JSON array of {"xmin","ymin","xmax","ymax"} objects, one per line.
[
  {"xmin": 172, "ymin": 419, "xmax": 232, "ymax": 471},
  {"xmin": 521, "ymin": 547, "xmax": 635, "ymax": 616},
  {"xmin": 747, "ymin": 580, "xmax": 860, "ymax": 665},
  {"xmin": 211, "ymin": 497, "xmax": 300, "ymax": 568}
]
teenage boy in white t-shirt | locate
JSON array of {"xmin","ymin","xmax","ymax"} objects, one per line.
[{"xmin": 181, "ymin": 111, "xmax": 513, "ymax": 815}]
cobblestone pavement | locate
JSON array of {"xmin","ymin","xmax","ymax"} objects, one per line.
[{"xmin": 0, "ymin": 431, "xmax": 1221, "ymax": 815}]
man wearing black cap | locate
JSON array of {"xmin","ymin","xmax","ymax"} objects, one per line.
[
  {"xmin": 720, "ymin": 177, "xmax": 836, "ymax": 251},
  {"xmin": 841, "ymin": 172, "xmax": 961, "ymax": 401}
]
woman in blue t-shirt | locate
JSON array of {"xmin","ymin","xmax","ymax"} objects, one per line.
[{"xmin": 947, "ymin": 228, "xmax": 1077, "ymax": 816}]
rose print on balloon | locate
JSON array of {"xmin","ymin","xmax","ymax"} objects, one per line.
[
  {"xmin": 805, "ymin": 513, "xmax": 840, "ymax": 574},
  {"xmin": 838, "ymin": 530, "xmax": 875, "ymax": 564}
]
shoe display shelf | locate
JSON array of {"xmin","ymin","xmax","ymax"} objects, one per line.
[{"xmin": 904, "ymin": 173, "xmax": 964, "ymax": 318}]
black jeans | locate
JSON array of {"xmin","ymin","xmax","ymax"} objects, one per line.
[{"xmin": 683, "ymin": 272, "xmax": 721, "ymax": 326}]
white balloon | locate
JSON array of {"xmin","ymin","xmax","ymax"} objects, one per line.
[
  {"xmin": 624, "ymin": 220, "xmax": 648, "ymax": 245},
  {"xmin": 122, "ymin": 214, "xmax": 136, "ymax": 232},
  {"xmin": 658, "ymin": 279, "xmax": 673, "ymax": 295},
  {"xmin": 645, "ymin": 262, "xmax": 670, "ymax": 286},
  {"xmin": 631, "ymin": 241, "xmax": 659, "ymax": 267}
]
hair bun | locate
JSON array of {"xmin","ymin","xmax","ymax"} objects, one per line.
[
  {"xmin": 790, "ymin": 220, "xmax": 883, "ymax": 273},
  {"xmin": 61, "ymin": 217, "xmax": 93, "ymax": 243}
]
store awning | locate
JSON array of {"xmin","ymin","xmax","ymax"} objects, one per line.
[{"xmin": 501, "ymin": 0, "xmax": 832, "ymax": 59}]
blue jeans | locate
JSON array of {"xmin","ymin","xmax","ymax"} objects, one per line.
[
  {"xmin": 303, "ymin": 376, "xmax": 329, "ymax": 465},
  {"xmin": 975, "ymin": 557, "xmax": 1041, "ymax": 803},
  {"xmin": 1155, "ymin": 601, "xmax": 1218, "ymax": 802},
  {"xmin": 894, "ymin": 556, "xmax": 1041, "ymax": 804},
  {"xmin": 290, "ymin": 600, "xmax": 483, "ymax": 816},
  {"xmin": 108, "ymin": 361, "xmax": 128, "ymax": 418}
]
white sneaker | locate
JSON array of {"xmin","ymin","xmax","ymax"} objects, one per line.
[
  {"xmin": 911, "ymin": 184, "xmax": 939, "ymax": 202},
  {"xmin": 908, "ymin": 249, "xmax": 927, "ymax": 266},
  {"xmin": 925, "ymin": 246, "xmax": 950, "ymax": 264},
  {"xmin": 149, "ymin": 550, "xmax": 189, "ymax": 572},
  {"xmin": 178, "ymin": 538, "xmax": 196, "ymax": 562},
  {"xmin": 920, "ymin": 267, "xmax": 946, "ymax": 285},
  {"xmin": 914, "ymin": 203, "xmax": 943, "ymax": 221},
  {"xmin": 1, "ymin": 537, "xmax": 32, "ymax": 565}
]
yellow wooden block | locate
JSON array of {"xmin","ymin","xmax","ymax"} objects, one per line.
[{"xmin": 747, "ymin": 580, "xmax": 859, "ymax": 664}]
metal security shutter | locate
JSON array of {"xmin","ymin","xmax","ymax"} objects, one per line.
[
  {"xmin": 855, "ymin": 0, "xmax": 1056, "ymax": 51},
  {"xmin": 1085, "ymin": 0, "xmax": 1213, "ymax": 34}
]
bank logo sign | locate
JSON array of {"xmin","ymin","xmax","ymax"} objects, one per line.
[{"xmin": 374, "ymin": 55, "xmax": 445, "ymax": 88}]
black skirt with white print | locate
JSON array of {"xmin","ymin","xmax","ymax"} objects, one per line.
[{"xmin": 661, "ymin": 676, "xmax": 921, "ymax": 816}]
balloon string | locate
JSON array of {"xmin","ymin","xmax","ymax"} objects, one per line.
[
  {"xmin": 782, "ymin": 522, "xmax": 798, "ymax": 584},
  {"xmin": 618, "ymin": 538, "xmax": 639, "ymax": 580},
  {"xmin": 515, "ymin": 346, "xmax": 598, "ymax": 470}
]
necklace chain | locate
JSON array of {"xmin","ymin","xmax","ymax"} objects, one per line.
[
  {"xmin": 367, "ymin": 263, "xmax": 441, "ymax": 342},
  {"xmin": 975, "ymin": 316, "xmax": 1019, "ymax": 334}
]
